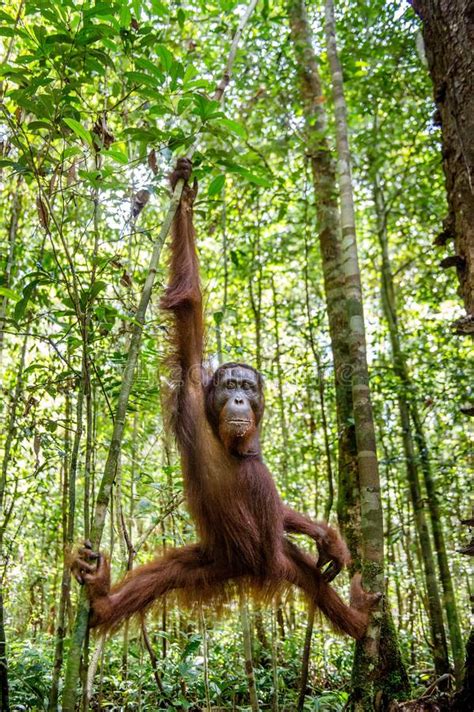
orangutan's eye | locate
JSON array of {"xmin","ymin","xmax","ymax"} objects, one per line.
[{"xmin": 227, "ymin": 380, "xmax": 236, "ymax": 389}]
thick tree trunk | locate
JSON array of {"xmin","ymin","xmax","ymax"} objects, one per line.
[
  {"xmin": 324, "ymin": 1, "xmax": 385, "ymax": 707},
  {"xmin": 410, "ymin": 0, "xmax": 474, "ymax": 320},
  {"xmin": 289, "ymin": 2, "xmax": 409, "ymax": 708},
  {"xmin": 288, "ymin": 0, "xmax": 361, "ymax": 567}
]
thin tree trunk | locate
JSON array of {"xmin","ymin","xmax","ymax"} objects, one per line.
[
  {"xmin": 240, "ymin": 595, "xmax": 260, "ymax": 712},
  {"xmin": 0, "ymin": 587, "xmax": 9, "ymax": 712},
  {"xmin": 248, "ymin": 208, "xmax": 263, "ymax": 372},
  {"xmin": 271, "ymin": 606, "xmax": 279, "ymax": 712},
  {"xmin": 0, "ymin": 335, "xmax": 27, "ymax": 712},
  {"xmin": 216, "ymin": 188, "xmax": 228, "ymax": 363},
  {"xmin": 304, "ymin": 381, "xmax": 320, "ymax": 516},
  {"xmin": 271, "ymin": 275, "xmax": 290, "ymax": 487},
  {"xmin": 0, "ymin": 182, "xmax": 22, "ymax": 372},
  {"xmin": 254, "ymin": 609, "xmax": 269, "ymax": 652},
  {"xmin": 411, "ymin": 405, "xmax": 465, "ymax": 680},
  {"xmin": 142, "ymin": 623, "xmax": 166, "ymax": 697},
  {"xmin": 85, "ymin": 634, "xmax": 106, "ymax": 706},
  {"xmin": 373, "ymin": 172, "xmax": 459, "ymax": 679},
  {"xmin": 48, "ymin": 393, "xmax": 72, "ymax": 710},
  {"xmin": 49, "ymin": 370, "xmax": 85, "ymax": 710},
  {"xmin": 297, "ymin": 606, "xmax": 314, "ymax": 712}
]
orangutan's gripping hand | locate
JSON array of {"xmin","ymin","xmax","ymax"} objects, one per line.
[
  {"xmin": 70, "ymin": 541, "xmax": 111, "ymax": 627},
  {"xmin": 315, "ymin": 527, "xmax": 352, "ymax": 583}
]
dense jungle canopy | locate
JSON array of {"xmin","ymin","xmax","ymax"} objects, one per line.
[{"xmin": 0, "ymin": 0, "xmax": 472, "ymax": 710}]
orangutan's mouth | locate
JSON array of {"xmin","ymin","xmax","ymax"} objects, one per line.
[{"xmin": 227, "ymin": 419, "xmax": 251, "ymax": 425}]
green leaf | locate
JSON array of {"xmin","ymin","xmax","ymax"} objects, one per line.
[
  {"xmin": 63, "ymin": 118, "xmax": 93, "ymax": 146},
  {"xmin": 182, "ymin": 63, "xmax": 198, "ymax": 85},
  {"xmin": 135, "ymin": 57, "xmax": 165, "ymax": 81},
  {"xmin": 119, "ymin": 4, "xmax": 131, "ymax": 27},
  {"xmin": 213, "ymin": 310, "xmax": 224, "ymax": 325},
  {"xmin": 14, "ymin": 280, "xmax": 39, "ymax": 323},
  {"xmin": 181, "ymin": 637, "xmax": 201, "ymax": 659},
  {"xmin": 0, "ymin": 10, "xmax": 15, "ymax": 23},
  {"xmin": 219, "ymin": 118, "xmax": 247, "ymax": 138},
  {"xmin": 28, "ymin": 120, "xmax": 54, "ymax": 131},
  {"xmin": 61, "ymin": 146, "xmax": 83, "ymax": 159},
  {"xmin": 208, "ymin": 174, "xmax": 225, "ymax": 196},
  {"xmin": 156, "ymin": 44, "xmax": 173, "ymax": 72},
  {"xmin": 0, "ymin": 286, "xmax": 21, "ymax": 302},
  {"xmin": 150, "ymin": 0, "xmax": 168, "ymax": 15},
  {"xmin": 106, "ymin": 147, "xmax": 129, "ymax": 164},
  {"xmin": 228, "ymin": 164, "xmax": 272, "ymax": 188},
  {"xmin": 124, "ymin": 71, "xmax": 159, "ymax": 88},
  {"xmin": 89, "ymin": 280, "xmax": 107, "ymax": 302},
  {"xmin": 192, "ymin": 94, "xmax": 221, "ymax": 122},
  {"xmin": 177, "ymin": 8, "xmax": 185, "ymax": 28}
]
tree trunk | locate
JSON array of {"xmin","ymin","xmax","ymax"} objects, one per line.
[
  {"xmin": 297, "ymin": 606, "xmax": 315, "ymax": 712},
  {"xmin": 410, "ymin": 405, "xmax": 465, "ymax": 680},
  {"xmin": 288, "ymin": 0, "xmax": 361, "ymax": 565},
  {"xmin": 0, "ymin": 587, "xmax": 9, "ymax": 712},
  {"xmin": 240, "ymin": 595, "xmax": 260, "ymax": 712},
  {"xmin": 0, "ymin": 336, "xmax": 27, "ymax": 712},
  {"xmin": 323, "ymin": 1, "xmax": 409, "ymax": 707},
  {"xmin": 271, "ymin": 275, "xmax": 290, "ymax": 488},
  {"xmin": 0, "ymin": 180, "xmax": 22, "ymax": 371},
  {"xmin": 410, "ymin": 0, "xmax": 474, "ymax": 320},
  {"xmin": 289, "ymin": 2, "xmax": 409, "ymax": 708},
  {"xmin": 48, "ymin": 392, "xmax": 72, "ymax": 711}
]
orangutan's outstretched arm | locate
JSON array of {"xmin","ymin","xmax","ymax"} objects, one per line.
[
  {"xmin": 161, "ymin": 158, "xmax": 203, "ymax": 377},
  {"xmin": 160, "ymin": 158, "xmax": 209, "ymax": 448},
  {"xmin": 283, "ymin": 505, "xmax": 351, "ymax": 581}
]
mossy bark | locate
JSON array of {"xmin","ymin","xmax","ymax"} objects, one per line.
[
  {"xmin": 289, "ymin": 1, "xmax": 409, "ymax": 708},
  {"xmin": 410, "ymin": 0, "xmax": 474, "ymax": 318}
]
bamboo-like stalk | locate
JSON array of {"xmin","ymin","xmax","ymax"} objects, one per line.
[
  {"xmin": 271, "ymin": 605, "xmax": 279, "ymax": 712},
  {"xmin": 61, "ymin": 3, "xmax": 259, "ymax": 706},
  {"xmin": 53, "ymin": 379, "xmax": 86, "ymax": 707},
  {"xmin": 240, "ymin": 594, "xmax": 260, "ymax": 712},
  {"xmin": 303, "ymin": 215, "xmax": 333, "ymax": 520},
  {"xmin": 0, "ymin": 336, "xmax": 27, "ymax": 712},
  {"xmin": 270, "ymin": 275, "xmax": 289, "ymax": 488},
  {"xmin": 297, "ymin": 604, "xmax": 314, "ymax": 712},
  {"xmin": 0, "ymin": 179, "xmax": 22, "ymax": 373}
]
